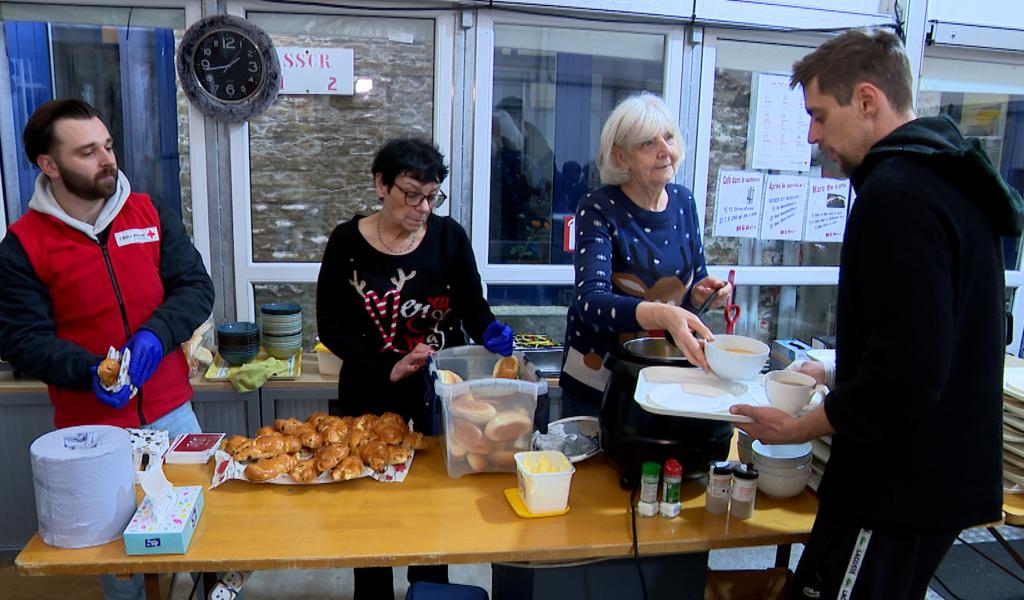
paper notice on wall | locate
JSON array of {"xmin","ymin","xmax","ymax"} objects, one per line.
[
  {"xmin": 804, "ymin": 178, "xmax": 850, "ymax": 242},
  {"xmin": 750, "ymin": 73, "xmax": 812, "ymax": 172},
  {"xmin": 760, "ymin": 175, "xmax": 808, "ymax": 241},
  {"xmin": 713, "ymin": 169, "xmax": 764, "ymax": 239}
]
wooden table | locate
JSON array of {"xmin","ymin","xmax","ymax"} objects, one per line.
[{"xmin": 16, "ymin": 439, "xmax": 818, "ymax": 598}]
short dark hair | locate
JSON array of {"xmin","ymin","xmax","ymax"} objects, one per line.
[
  {"xmin": 23, "ymin": 98, "xmax": 103, "ymax": 166},
  {"xmin": 791, "ymin": 29, "xmax": 913, "ymax": 114},
  {"xmin": 371, "ymin": 138, "xmax": 448, "ymax": 188}
]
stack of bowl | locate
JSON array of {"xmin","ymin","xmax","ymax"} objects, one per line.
[
  {"xmin": 260, "ymin": 303, "xmax": 303, "ymax": 359},
  {"xmin": 216, "ymin": 321, "xmax": 260, "ymax": 366},
  {"xmin": 751, "ymin": 440, "xmax": 812, "ymax": 498}
]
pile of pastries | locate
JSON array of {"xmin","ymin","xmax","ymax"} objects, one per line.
[{"xmin": 221, "ymin": 411, "xmax": 426, "ymax": 483}]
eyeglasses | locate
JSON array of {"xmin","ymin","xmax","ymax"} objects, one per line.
[{"xmin": 394, "ymin": 184, "xmax": 447, "ymax": 208}]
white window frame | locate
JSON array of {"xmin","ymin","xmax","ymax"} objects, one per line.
[
  {"xmin": 0, "ymin": 0, "xmax": 210, "ymax": 268},
  {"xmin": 471, "ymin": 10, "xmax": 688, "ymax": 290},
  {"xmin": 920, "ymin": 44, "xmax": 1024, "ymax": 351},
  {"xmin": 226, "ymin": 1, "xmax": 455, "ymax": 321}
]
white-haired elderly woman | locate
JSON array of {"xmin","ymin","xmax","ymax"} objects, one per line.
[{"xmin": 559, "ymin": 93, "xmax": 730, "ymax": 417}]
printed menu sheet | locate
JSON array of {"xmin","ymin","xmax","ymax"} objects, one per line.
[
  {"xmin": 759, "ymin": 175, "xmax": 808, "ymax": 241},
  {"xmin": 804, "ymin": 178, "xmax": 851, "ymax": 242},
  {"xmin": 712, "ymin": 169, "xmax": 764, "ymax": 239},
  {"xmin": 750, "ymin": 73, "xmax": 813, "ymax": 172}
]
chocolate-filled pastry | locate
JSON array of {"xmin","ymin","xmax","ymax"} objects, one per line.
[
  {"xmin": 255, "ymin": 426, "xmax": 276, "ymax": 437},
  {"xmin": 281, "ymin": 434, "xmax": 303, "ymax": 454},
  {"xmin": 315, "ymin": 443, "xmax": 349, "ymax": 472},
  {"xmin": 375, "ymin": 425, "xmax": 404, "ymax": 445},
  {"xmin": 275, "ymin": 417, "xmax": 308, "ymax": 436},
  {"xmin": 331, "ymin": 456, "xmax": 364, "ymax": 481},
  {"xmin": 245, "ymin": 454, "xmax": 296, "ymax": 482},
  {"xmin": 317, "ymin": 415, "xmax": 346, "ymax": 433},
  {"xmin": 221, "ymin": 435, "xmax": 250, "ymax": 455},
  {"xmin": 386, "ymin": 445, "xmax": 411, "ymax": 466},
  {"xmin": 347, "ymin": 429, "xmax": 377, "ymax": 452},
  {"xmin": 375, "ymin": 412, "xmax": 407, "ymax": 433},
  {"xmin": 98, "ymin": 358, "xmax": 120, "ymax": 387},
  {"xmin": 400, "ymin": 431, "xmax": 427, "ymax": 451},
  {"xmin": 359, "ymin": 440, "xmax": 389, "ymax": 472},
  {"xmin": 352, "ymin": 413, "xmax": 378, "ymax": 432},
  {"xmin": 319, "ymin": 425, "xmax": 348, "ymax": 446},
  {"xmin": 299, "ymin": 428, "xmax": 323, "ymax": 450},
  {"xmin": 289, "ymin": 458, "xmax": 319, "ymax": 483},
  {"xmin": 306, "ymin": 411, "xmax": 329, "ymax": 429}
]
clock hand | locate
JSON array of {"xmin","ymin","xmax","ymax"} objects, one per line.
[{"xmin": 205, "ymin": 56, "xmax": 241, "ymax": 72}]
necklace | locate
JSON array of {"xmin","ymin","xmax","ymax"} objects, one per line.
[{"xmin": 376, "ymin": 216, "xmax": 419, "ymax": 254}]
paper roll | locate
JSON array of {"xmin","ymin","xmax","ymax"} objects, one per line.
[{"xmin": 30, "ymin": 425, "xmax": 137, "ymax": 549}]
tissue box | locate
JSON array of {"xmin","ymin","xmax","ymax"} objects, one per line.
[
  {"xmin": 770, "ymin": 339, "xmax": 811, "ymax": 369},
  {"xmin": 123, "ymin": 486, "xmax": 204, "ymax": 555}
]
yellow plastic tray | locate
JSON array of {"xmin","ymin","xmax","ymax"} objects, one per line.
[
  {"xmin": 204, "ymin": 350, "xmax": 302, "ymax": 381},
  {"xmin": 504, "ymin": 488, "xmax": 570, "ymax": 518}
]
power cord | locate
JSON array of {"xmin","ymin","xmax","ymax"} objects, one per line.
[{"xmin": 629, "ymin": 486, "xmax": 650, "ymax": 600}]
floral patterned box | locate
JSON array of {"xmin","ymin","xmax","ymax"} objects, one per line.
[{"xmin": 122, "ymin": 486, "xmax": 204, "ymax": 555}]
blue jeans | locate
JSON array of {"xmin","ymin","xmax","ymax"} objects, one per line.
[{"xmin": 101, "ymin": 402, "xmax": 202, "ymax": 600}]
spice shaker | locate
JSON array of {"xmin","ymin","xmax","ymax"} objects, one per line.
[
  {"xmin": 659, "ymin": 459, "xmax": 683, "ymax": 518},
  {"xmin": 637, "ymin": 461, "xmax": 660, "ymax": 517},
  {"xmin": 705, "ymin": 461, "xmax": 733, "ymax": 514},
  {"xmin": 729, "ymin": 463, "xmax": 759, "ymax": 519}
]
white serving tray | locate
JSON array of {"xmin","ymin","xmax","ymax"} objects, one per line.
[{"xmin": 633, "ymin": 366, "xmax": 770, "ymax": 423}]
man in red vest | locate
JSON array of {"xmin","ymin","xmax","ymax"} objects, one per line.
[{"xmin": 0, "ymin": 98, "xmax": 213, "ymax": 431}]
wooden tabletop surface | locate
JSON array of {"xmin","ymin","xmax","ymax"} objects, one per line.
[{"xmin": 16, "ymin": 438, "xmax": 818, "ymax": 577}]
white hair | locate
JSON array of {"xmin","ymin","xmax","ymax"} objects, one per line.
[{"xmin": 597, "ymin": 93, "xmax": 683, "ymax": 186}]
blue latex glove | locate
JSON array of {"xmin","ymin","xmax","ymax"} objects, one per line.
[
  {"xmin": 482, "ymin": 320, "xmax": 514, "ymax": 357},
  {"xmin": 124, "ymin": 329, "xmax": 164, "ymax": 387},
  {"xmin": 90, "ymin": 364, "xmax": 132, "ymax": 409}
]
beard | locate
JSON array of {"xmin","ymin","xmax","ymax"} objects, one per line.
[{"xmin": 59, "ymin": 164, "xmax": 117, "ymax": 201}]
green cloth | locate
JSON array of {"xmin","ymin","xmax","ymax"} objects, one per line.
[{"xmin": 229, "ymin": 358, "xmax": 290, "ymax": 392}]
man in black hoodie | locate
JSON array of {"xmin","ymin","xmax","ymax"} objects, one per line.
[{"xmin": 731, "ymin": 29, "xmax": 1024, "ymax": 599}]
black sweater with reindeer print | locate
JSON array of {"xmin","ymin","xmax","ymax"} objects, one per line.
[
  {"xmin": 560, "ymin": 183, "xmax": 709, "ymax": 409},
  {"xmin": 317, "ymin": 214, "xmax": 495, "ymax": 430}
]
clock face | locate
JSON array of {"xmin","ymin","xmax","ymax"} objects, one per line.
[{"xmin": 191, "ymin": 29, "xmax": 265, "ymax": 103}]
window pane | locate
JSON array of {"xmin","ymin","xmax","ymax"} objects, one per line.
[
  {"xmin": 247, "ymin": 13, "xmax": 435, "ymax": 263},
  {"xmin": 2, "ymin": 9, "xmax": 190, "ymax": 226},
  {"xmin": 712, "ymin": 284, "xmax": 837, "ymax": 344},
  {"xmin": 704, "ymin": 40, "xmax": 843, "ymax": 269},
  {"xmin": 253, "ymin": 282, "xmax": 318, "ymax": 351},
  {"xmin": 489, "ymin": 24, "xmax": 664, "ymax": 265},
  {"xmin": 918, "ymin": 89, "xmax": 1024, "ymax": 269}
]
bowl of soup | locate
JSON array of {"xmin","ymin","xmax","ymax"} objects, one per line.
[{"xmin": 705, "ymin": 335, "xmax": 770, "ymax": 380}]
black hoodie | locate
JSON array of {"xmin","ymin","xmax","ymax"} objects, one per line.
[{"xmin": 820, "ymin": 115, "xmax": 1022, "ymax": 530}]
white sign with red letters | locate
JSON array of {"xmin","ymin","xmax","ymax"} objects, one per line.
[{"xmin": 276, "ymin": 47, "xmax": 354, "ymax": 95}]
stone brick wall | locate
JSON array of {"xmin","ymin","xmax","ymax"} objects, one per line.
[{"xmin": 248, "ymin": 32, "xmax": 434, "ymax": 263}]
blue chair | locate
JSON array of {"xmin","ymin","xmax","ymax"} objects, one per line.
[{"xmin": 404, "ymin": 581, "xmax": 489, "ymax": 600}]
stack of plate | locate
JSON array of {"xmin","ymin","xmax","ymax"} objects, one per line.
[
  {"xmin": 216, "ymin": 321, "xmax": 260, "ymax": 366},
  {"xmin": 808, "ymin": 435, "xmax": 831, "ymax": 492},
  {"xmin": 1002, "ymin": 369, "xmax": 1024, "ymax": 491},
  {"xmin": 260, "ymin": 303, "xmax": 303, "ymax": 359}
]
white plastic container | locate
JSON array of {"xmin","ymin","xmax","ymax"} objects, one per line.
[
  {"xmin": 514, "ymin": 450, "xmax": 575, "ymax": 514},
  {"xmin": 314, "ymin": 343, "xmax": 342, "ymax": 376}
]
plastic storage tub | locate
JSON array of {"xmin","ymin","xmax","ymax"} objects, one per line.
[
  {"xmin": 429, "ymin": 346, "xmax": 549, "ymax": 478},
  {"xmin": 514, "ymin": 450, "xmax": 575, "ymax": 514},
  {"xmin": 314, "ymin": 343, "xmax": 342, "ymax": 376}
]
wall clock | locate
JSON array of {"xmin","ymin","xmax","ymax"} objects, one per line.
[{"xmin": 176, "ymin": 15, "xmax": 281, "ymax": 123}]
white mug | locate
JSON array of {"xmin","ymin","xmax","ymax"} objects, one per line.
[{"xmin": 764, "ymin": 370, "xmax": 829, "ymax": 416}]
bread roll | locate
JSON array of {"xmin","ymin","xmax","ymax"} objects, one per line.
[
  {"xmin": 467, "ymin": 452, "xmax": 489, "ymax": 472},
  {"xmin": 98, "ymin": 358, "xmax": 120, "ymax": 387},
  {"xmin": 491, "ymin": 356, "xmax": 519, "ymax": 379},
  {"xmin": 437, "ymin": 369, "xmax": 464, "ymax": 385},
  {"xmin": 450, "ymin": 418, "xmax": 493, "ymax": 453},
  {"xmin": 450, "ymin": 397, "xmax": 497, "ymax": 425},
  {"xmin": 490, "ymin": 450, "xmax": 517, "ymax": 469},
  {"xmin": 484, "ymin": 411, "xmax": 533, "ymax": 442},
  {"xmin": 448, "ymin": 440, "xmax": 467, "ymax": 458}
]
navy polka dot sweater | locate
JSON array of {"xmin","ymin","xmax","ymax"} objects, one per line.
[{"xmin": 560, "ymin": 183, "xmax": 708, "ymax": 408}]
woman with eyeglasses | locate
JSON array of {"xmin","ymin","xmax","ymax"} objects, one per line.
[{"xmin": 316, "ymin": 138, "xmax": 511, "ymax": 598}]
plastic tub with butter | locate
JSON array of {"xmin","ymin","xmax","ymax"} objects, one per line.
[{"xmin": 514, "ymin": 450, "xmax": 575, "ymax": 514}]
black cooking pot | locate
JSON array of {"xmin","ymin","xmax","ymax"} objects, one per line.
[{"xmin": 600, "ymin": 337, "xmax": 733, "ymax": 489}]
